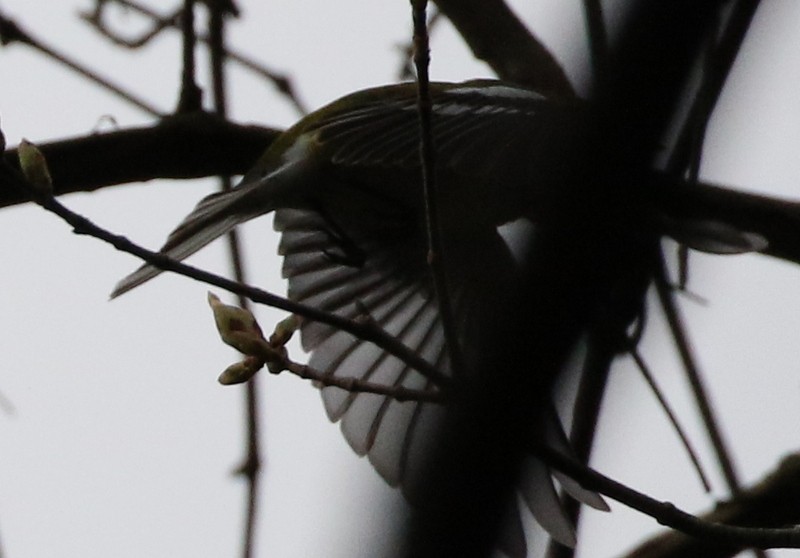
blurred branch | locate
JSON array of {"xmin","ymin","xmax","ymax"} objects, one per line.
[
  {"xmin": 666, "ymin": 0, "xmax": 761, "ymax": 172},
  {"xmin": 203, "ymin": 3, "xmax": 261, "ymax": 557},
  {"xmin": 623, "ymin": 453, "xmax": 800, "ymax": 558},
  {"xmin": 175, "ymin": 0, "xmax": 203, "ymax": 113},
  {"xmin": 80, "ymin": 2, "xmax": 182, "ymax": 48},
  {"xmin": 546, "ymin": 332, "xmax": 616, "ymax": 558},
  {"xmin": 652, "ymin": 179, "xmax": 800, "ymax": 272},
  {"xmin": 80, "ymin": 0, "xmax": 309, "ymax": 115},
  {"xmin": 582, "ymin": 0, "xmax": 608, "ymax": 85},
  {"xmin": 0, "ymin": 114, "xmax": 279, "ymax": 207},
  {"xmin": 0, "ymin": 9, "xmax": 161, "ymax": 116},
  {"xmin": 433, "ymin": 0, "xmax": 575, "ymax": 98}
]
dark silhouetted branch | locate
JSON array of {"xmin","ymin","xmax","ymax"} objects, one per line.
[
  {"xmin": 0, "ymin": 114, "xmax": 279, "ymax": 207},
  {"xmin": 433, "ymin": 0, "xmax": 575, "ymax": 98},
  {"xmin": 623, "ymin": 453, "xmax": 800, "ymax": 558}
]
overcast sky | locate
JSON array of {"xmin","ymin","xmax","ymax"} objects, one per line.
[{"xmin": 1, "ymin": 1, "xmax": 800, "ymax": 557}]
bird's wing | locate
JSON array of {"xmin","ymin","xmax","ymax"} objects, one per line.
[
  {"xmin": 274, "ymin": 207, "xmax": 604, "ymax": 553},
  {"xmin": 308, "ymin": 81, "xmax": 582, "ymax": 181}
]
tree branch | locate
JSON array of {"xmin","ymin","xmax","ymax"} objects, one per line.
[
  {"xmin": 535, "ymin": 445, "xmax": 800, "ymax": 551},
  {"xmin": 433, "ymin": 0, "xmax": 575, "ymax": 98},
  {"xmin": 623, "ymin": 453, "xmax": 800, "ymax": 558},
  {"xmin": 0, "ymin": 114, "xmax": 279, "ymax": 208}
]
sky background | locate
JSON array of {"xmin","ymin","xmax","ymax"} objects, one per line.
[{"xmin": 0, "ymin": 1, "xmax": 800, "ymax": 557}]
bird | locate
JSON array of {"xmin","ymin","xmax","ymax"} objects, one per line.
[{"xmin": 113, "ymin": 79, "xmax": 617, "ymax": 556}]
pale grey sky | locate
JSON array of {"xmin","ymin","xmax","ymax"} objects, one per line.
[{"xmin": 0, "ymin": 2, "xmax": 799, "ymax": 558}]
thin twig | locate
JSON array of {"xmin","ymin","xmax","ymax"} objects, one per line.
[
  {"xmin": 628, "ymin": 346, "xmax": 712, "ymax": 492},
  {"xmin": 16, "ymin": 181, "xmax": 452, "ymax": 389},
  {"xmin": 653, "ymin": 255, "xmax": 740, "ymax": 493},
  {"xmin": 410, "ymin": 0, "xmax": 466, "ymax": 379},
  {"xmin": 79, "ymin": 3, "xmax": 182, "ymax": 48},
  {"xmin": 80, "ymin": 0, "xmax": 308, "ymax": 115},
  {"xmin": 397, "ymin": 8, "xmax": 441, "ymax": 80},
  {"xmin": 276, "ymin": 358, "xmax": 444, "ymax": 403},
  {"xmin": 0, "ymin": 10, "xmax": 161, "ymax": 116},
  {"xmin": 176, "ymin": 0, "xmax": 203, "ymax": 113}
]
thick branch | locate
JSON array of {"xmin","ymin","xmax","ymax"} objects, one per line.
[
  {"xmin": 433, "ymin": 0, "xmax": 574, "ymax": 98},
  {"xmin": 0, "ymin": 113, "xmax": 279, "ymax": 208},
  {"xmin": 652, "ymin": 178, "xmax": 800, "ymax": 267}
]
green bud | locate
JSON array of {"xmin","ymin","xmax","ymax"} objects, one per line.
[
  {"xmin": 208, "ymin": 292, "xmax": 269, "ymax": 356},
  {"xmin": 218, "ymin": 356, "xmax": 263, "ymax": 385},
  {"xmin": 270, "ymin": 314, "xmax": 299, "ymax": 346},
  {"xmin": 17, "ymin": 139, "xmax": 53, "ymax": 196}
]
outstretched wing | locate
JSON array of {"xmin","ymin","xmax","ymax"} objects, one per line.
[{"xmin": 274, "ymin": 204, "xmax": 606, "ymax": 554}]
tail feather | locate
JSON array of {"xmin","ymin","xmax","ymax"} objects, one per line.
[{"xmin": 111, "ymin": 188, "xmax": 270, "ymax": 298}]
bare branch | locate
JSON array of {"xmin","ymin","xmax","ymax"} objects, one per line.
[
  {"xmin": 79, "ymin": 0, "xmax": 309, "ymax": 115},
  {"xmin": 411, "ymin": 0, "xmax": 466, "ymax": 379},
  {"xmin": 535, "ymin": 444, "xmax": 800, "ymax": 551},
  {"xmin": 176, "ymin": 0, "xmax": 203, "ymax": 113},
  {"xmin": 0, "ymin": 114, "xmax": 279, "ymax": 207},
  {"xmin": 203, "ymin": 4, "xmax": 261, "ymax": 557},
  {"xmin": 274, "ymin": 358, "xmax": 444, "ymax": 403},
  {"xmin": 623, "ymin": 453, "xmax": 800, "ymax": 558},
  {"xmin": 6, "ymin": 169, "xmax": 453, "ymax": 390},
  {"xmin": 79, "ymin": 2, "xmax": 182, "ymax": 48}
]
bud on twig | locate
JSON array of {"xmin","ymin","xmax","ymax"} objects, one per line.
[
  {"xmin": 17, "ymin": 138, "xmax": 53, "ymax": 197},
  {"xmin": 208, "ymin": 292, "xmax": 296, "ymax": 384},
  {"xmin": 208, "ymin": 292, "xmax": 270, "ymax": 356}
]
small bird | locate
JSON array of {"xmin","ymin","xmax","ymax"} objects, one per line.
[{"xmin": 113, "ymin": 79, "xmax": 615, "ymax": 555}]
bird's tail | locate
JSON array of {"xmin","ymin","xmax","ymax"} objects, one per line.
[{"xmin": 111, "ymin": 185, "xmax": 273, "ymax": 298}]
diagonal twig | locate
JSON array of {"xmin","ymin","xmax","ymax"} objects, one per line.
[
  {"xmin": 12, "ymin": 177, "xmax": 452, "ymax": 390},
  {"xmin": 0, "ymin": 10, "xmax": 161, "ymax": 116}
]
